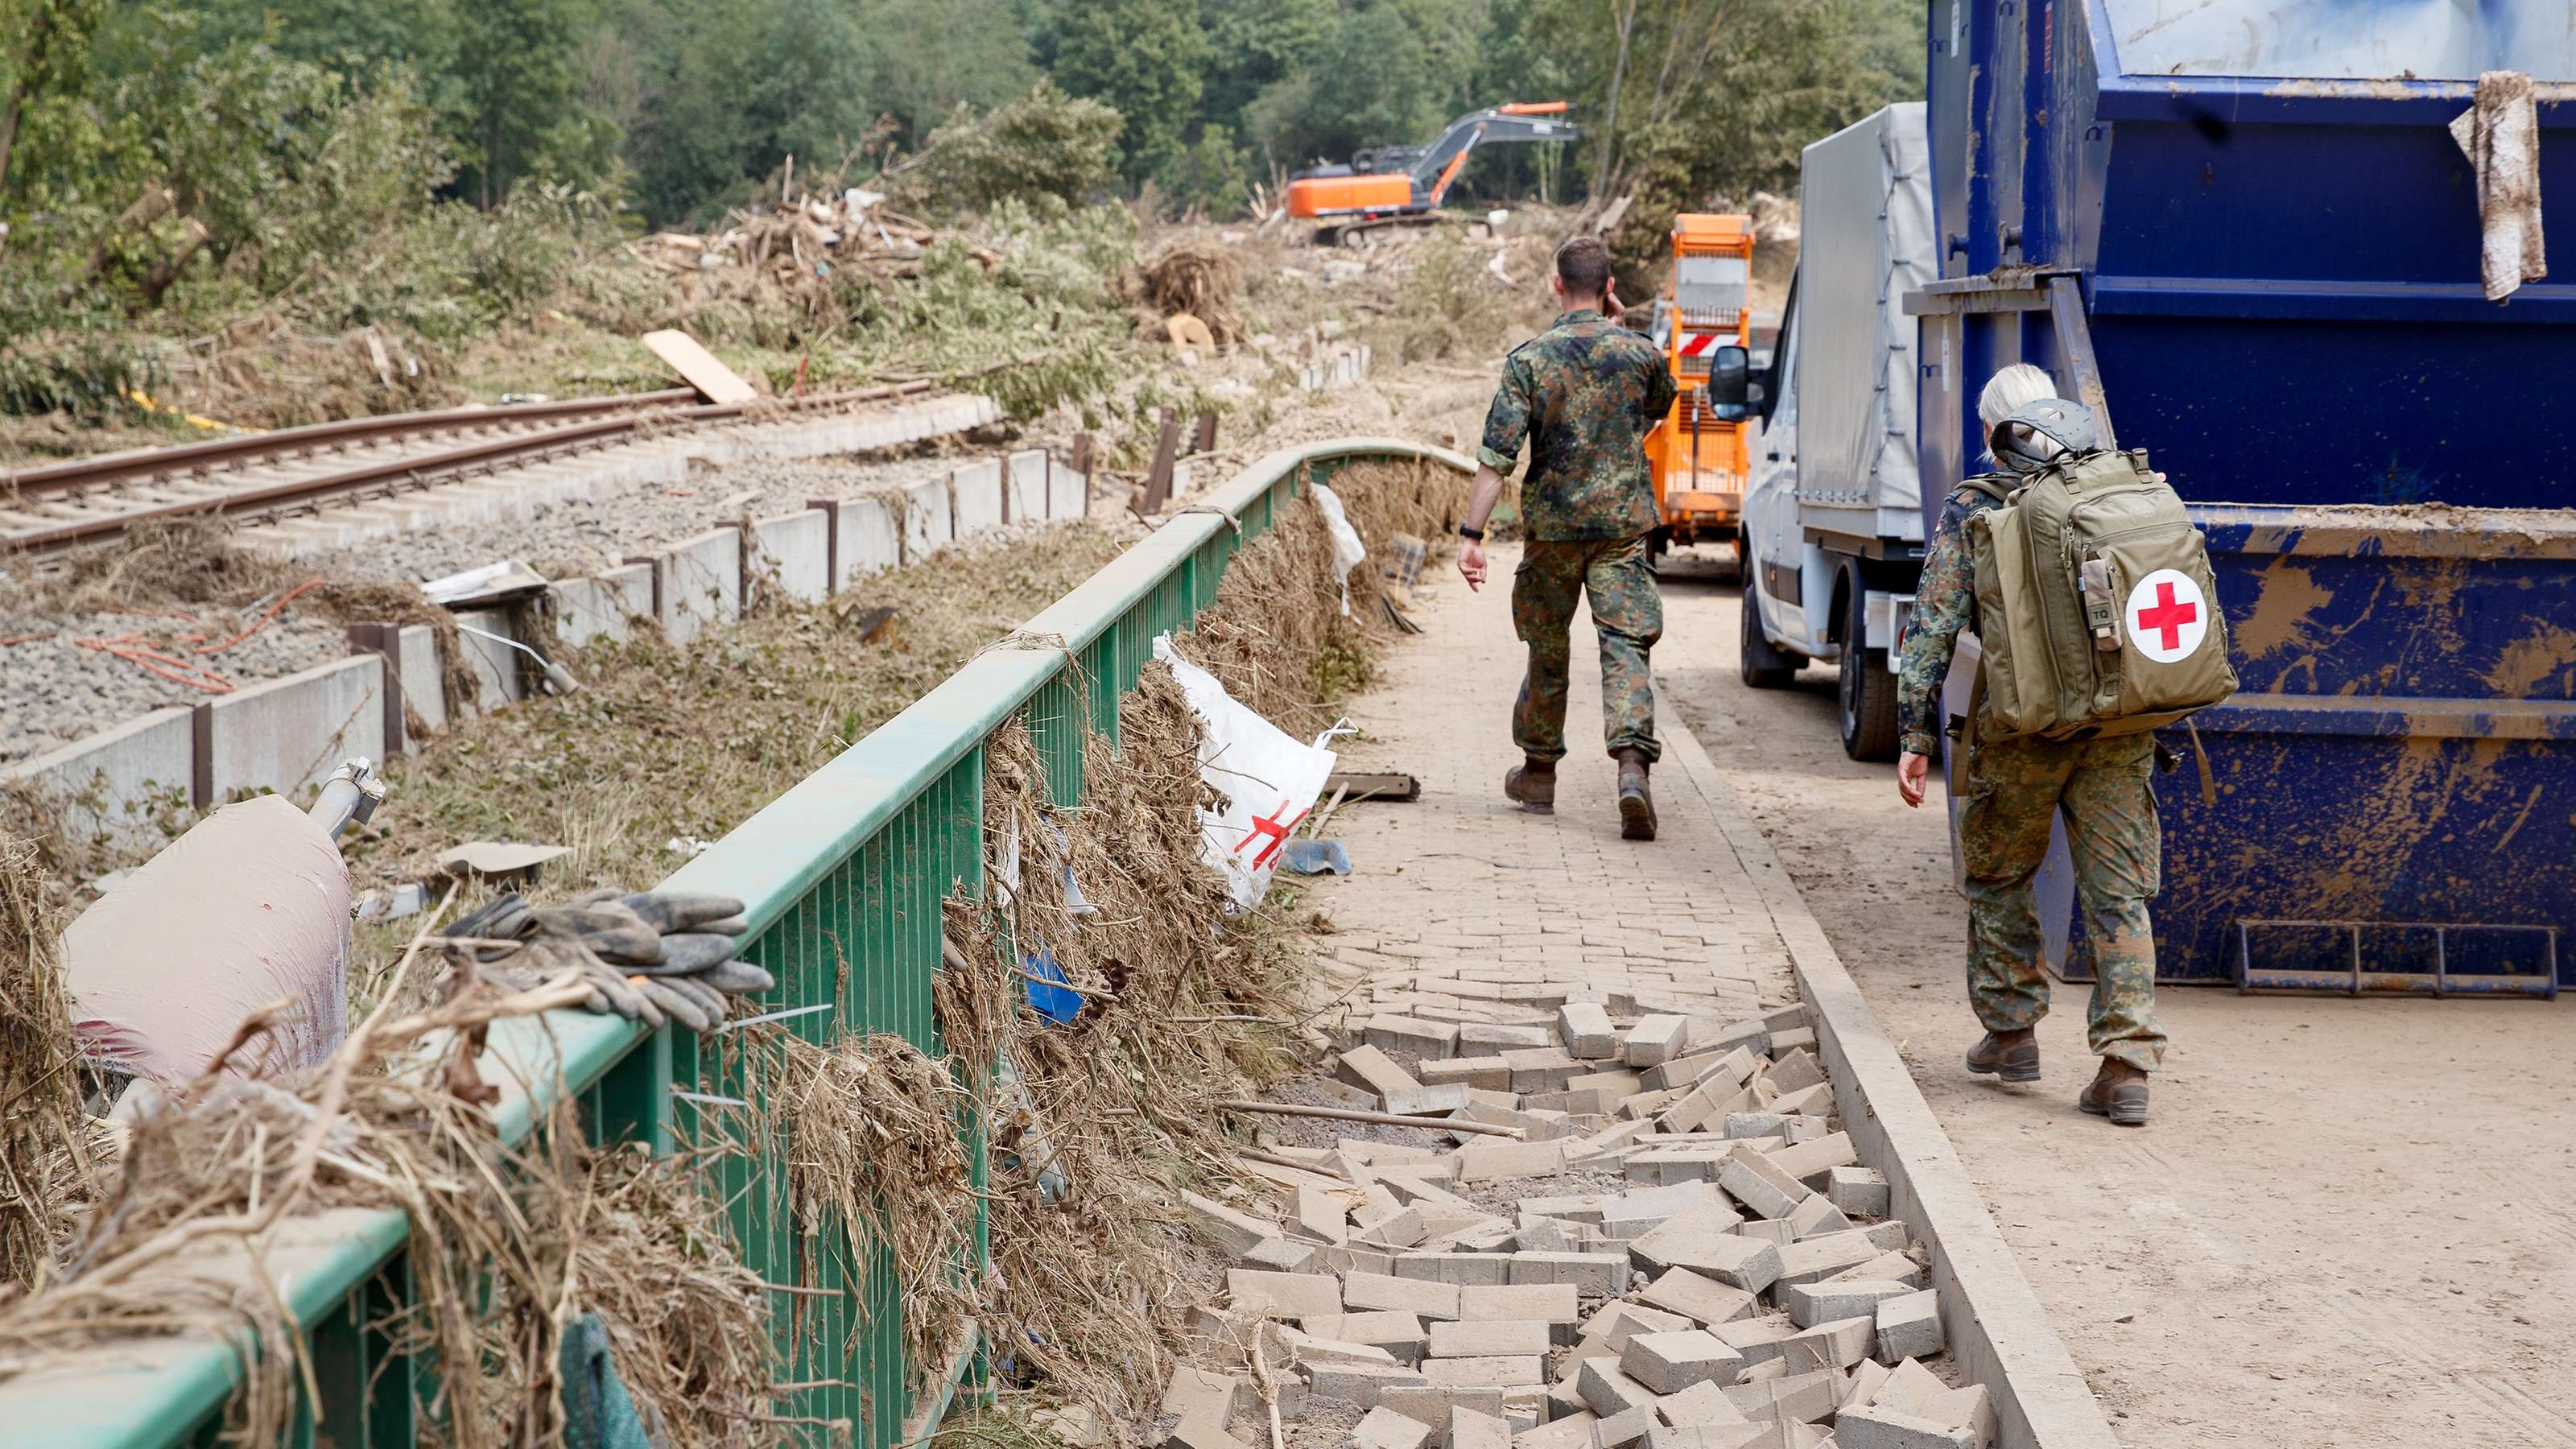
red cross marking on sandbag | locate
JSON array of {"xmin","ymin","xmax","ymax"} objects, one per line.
[{"xmin": 1236, "ymin": 803, "xmax": 1309, "ymax": 869}]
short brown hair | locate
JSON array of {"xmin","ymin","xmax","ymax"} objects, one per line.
[{"xmin": 1555, "ymin": 235, "xmax": 1612, "ymax": 297}]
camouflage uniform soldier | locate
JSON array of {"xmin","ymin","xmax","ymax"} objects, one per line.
[
  {"xmin": 1457, "ymin": 236, "xmax": 1678, "ymax": 840},
  {"xmin": 1894, "ymin": 364, "xmax": 2165, "ymax": 1127}
]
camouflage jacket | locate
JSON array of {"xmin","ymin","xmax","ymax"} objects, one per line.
[
  {"xmin": 1895, "ymin": 479, "xmax": 2011, "ymax": 758},
  {"xmin": 1478, "ymin": 309, "xmax": 1678, "ymax": 540}
]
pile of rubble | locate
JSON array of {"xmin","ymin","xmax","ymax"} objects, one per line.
[
  {"xmin": 1168, "ymin": 997, "xmax": 1994, "ymax": 1449},
  {"xmin": 630, "ymin": 188, "xmax": 1001, "ymax": 302}
]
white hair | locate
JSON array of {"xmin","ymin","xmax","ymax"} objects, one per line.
[
  {"xmin": 1978, "ymin": 363, "xmax": 2057, "ymax": 432},
  {"xmin": 1977, "ymin": 363, "xmax": 2058, "ymax": 464}
]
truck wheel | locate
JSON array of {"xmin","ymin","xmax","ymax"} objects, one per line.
[
  {"xmin": 1838, "ymin": 585, "xmax": 1901, "ymax": 761},
  {"xmin": 1740, "ymin": 583, "xmax": 1799, "ymax": 689}
]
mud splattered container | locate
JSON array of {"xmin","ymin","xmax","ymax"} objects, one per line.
[{"xmin": 1914, "ymin": 0, "xmax": 2576, "ymax": 987}]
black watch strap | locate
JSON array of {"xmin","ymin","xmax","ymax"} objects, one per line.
[{"xmin": 1458, "ymin": 524, "xmax": 1485, "ymax": 542}]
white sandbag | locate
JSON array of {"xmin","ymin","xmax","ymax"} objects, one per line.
[
  {"xmin": 1311, "ymin": 481, "xmax": 1368, "ymax": 617},
  {"xmin": 1154, "ymin": 635, "xmax": 1340, "ymax": 915},
  {"xmin": 66, "ymin": 795, "xmax": 351, "ymax": 1085}
]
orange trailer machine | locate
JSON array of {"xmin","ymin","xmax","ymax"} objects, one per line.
[{"xmin": 1648, "ymin": 213, "xmax": 1755, "ymax": 549}]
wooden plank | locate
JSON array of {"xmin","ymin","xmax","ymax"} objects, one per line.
[
  {"xmin": 641, "ymin": 328, "xmax": 758, "ymax": 404},
  {"xmin": 1325, "ymin": 770, "xmax": 1422, "ymax": 803}
]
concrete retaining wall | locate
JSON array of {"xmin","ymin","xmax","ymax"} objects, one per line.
[
  {"xmin": 20, "ymin": 436, "xmax": 1073, "ymax": 846},
  {"xmin": 452, "ymin": 608, "xmax": 524, "ymax": 709},
  {"xmin": 0, "ymin": 708, "xmax": 195, "ymax": 842},
  {"xmin": 652, "ymin": 527, "xmax": 742, "ymax": 646},
  {"xmin": 1048, "ymin": 457, "xmax": 1088, "ymax": 521},
  {"xmin": 952, "ymin": 460, "xmax": 1005, "ymax": 535},
  {"xmin": 554, "ymin": 564, "xmax": 654, "ymax": 647},
  {"xmin": 395, "ymin": 625, "xmax": 445, "ymax": 737},
  {"xmin": 1008, "ymin": 450, "xmax": 1048, "ymax": 522},
  {"xmin": 823, "ymin": 495, "xmax": 902, "ymax": 585},
  {"xmin": 750, "ymin": 510, "xmax": 832, "ymax": 605},
  {"xmin": 902, "ymin": 478, "xmax": 953, "ymax": 562},
  {"xmin": 198, "ymin": 656, "xmax": 387, "ymax": 803}
]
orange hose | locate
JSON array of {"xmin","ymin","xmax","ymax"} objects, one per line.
[
  {"xmin": 74, "ymin": 636, "xmax": 235, "ymax": 693},
  {"xmin": 0, "ymin": 631, "xmax": 55, "ymax": 646},
  {"xmin": 196, "ymin": 578, "xmax": 327, "ymax": 656}
]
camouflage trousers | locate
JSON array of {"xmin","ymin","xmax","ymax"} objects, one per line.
[
  {"xmin": 1958, "ymin": 731, "xmax": 2167, "ymax": 1070},
  {"xmin": 1511, "ymin": 535, "xmax": 1662, "ymax": 762}
]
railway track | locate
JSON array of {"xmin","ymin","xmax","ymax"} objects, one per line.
[{"xmin": 0, "ymin": 381, "xmax": 939, "ymax": 554}]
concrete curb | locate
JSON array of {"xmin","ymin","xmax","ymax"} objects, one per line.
[{"xmin": 1655, "ymin": 696, "xmax": 2122, "ymax": 1449}]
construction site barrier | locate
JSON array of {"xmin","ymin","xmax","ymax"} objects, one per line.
[{"xmin": 6, "ymin": 438, "xmax": 1472, "ymax": 1448}]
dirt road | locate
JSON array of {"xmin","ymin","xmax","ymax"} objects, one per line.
[{"xmin": 1647, "ymin": 551, "xmax": 2576, "ymax": 1448}]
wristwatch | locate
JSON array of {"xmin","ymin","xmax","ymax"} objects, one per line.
[{"xmin": 1458, "ymin": 524, "xmax": 1485, "ymax": 542}]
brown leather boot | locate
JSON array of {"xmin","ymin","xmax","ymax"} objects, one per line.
[
  {"xmin": 1615, "ymin": 748, "xmax": 1656, "ymax": 840},
  {"xmin": 2079, "ymin": 1058, "xmax": 2150, "ymax": 1125},
  {"xmin": 1964, "ymin": 1027, "xmax": 2040, "ymax": 1083},
  {"xmin": 1504, "ymin": 758, "xmax": 1556, "ymax": 815}
]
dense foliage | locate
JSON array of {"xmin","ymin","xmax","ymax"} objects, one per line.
[
  {"xmin": 0, "ymin": 0, "xmax": 1916, "ymax": 418},
  {"xmin": 2, "ymin": 0, "xmax": 1916, "ymax": 225}
]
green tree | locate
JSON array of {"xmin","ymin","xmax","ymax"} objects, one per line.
[
  {"xmin": 0, "ymin": 0, "xmax": 109, "ymax": 197},
  {"xmin": 612, "ymin": 0, "xmax": 876, "ymax": 224},
  {"xmin": 857, "ymin": 0, "xmax": 1038, "ymax": 142},
  {"xmin": 1158, "ymin": 120, "xmax": 1249, "ymax": 214},
  {"xmin": 1240, "ymin": 0, "xmax": 1484, "ymax": 175},
  {"xmin": 1199, "ymin": 0, "xmax": 1332, "ymax": 130},
  {"xmin": 1051, "ymin": 0, "xmax": 1206, "ymax": 182},
  {"xmin": 453, "ymin": 0, "xmax": 613, "ymax": 206},
  {"xmin": 896, "ymin": 77, "xmax": 1121, "ymax": 213}
]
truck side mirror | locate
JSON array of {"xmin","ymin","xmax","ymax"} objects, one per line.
[{"xmin": 1706, "ymin": 344, "xmax": 1751, "ymax": 419}]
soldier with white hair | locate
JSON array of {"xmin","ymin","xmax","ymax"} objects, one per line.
[{"xmin": 1893, "ymin": 362, "xmax": 2166, "ymax": 1127}]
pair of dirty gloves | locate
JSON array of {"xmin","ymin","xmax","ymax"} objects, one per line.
[{"xmin": 441, "ymin": 890, "xmax": 774, "ymax": 1033}]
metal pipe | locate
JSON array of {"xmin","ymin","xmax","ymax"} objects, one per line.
[{"xmin": 308, "ymin": 758, "xmax": 386, "ymax": 840}]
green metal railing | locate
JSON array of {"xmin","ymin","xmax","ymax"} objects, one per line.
[{"xmin": 6, "ymin": 437, "xmax": 1470, "ymax": 1448}]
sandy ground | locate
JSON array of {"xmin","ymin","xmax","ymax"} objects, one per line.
[{"xmin": 1647, "ymin": 550, "xmax": 2576, "ymax": 1448}]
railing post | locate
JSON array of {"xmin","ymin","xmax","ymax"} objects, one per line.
[{"xmin": 588, "ymin": 1026, "xmax": 675, "ymax": 1154}]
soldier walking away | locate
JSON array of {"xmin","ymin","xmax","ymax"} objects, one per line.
[
  {"xmin": 1893, "ymin": 363, "xmax": 2166, "ymax": 1126},
  {"xmin": 1455, "ymin": 235, "xmax": 1680, "ymax": 840}
]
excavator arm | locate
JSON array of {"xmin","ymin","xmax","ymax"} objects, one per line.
[
  {"xmin": 1407, "ymin": 105, "xmax": 1582, "ymax": 208},
  {"xmin": 1285, "ymin": 102, "xmax": 1578, "ymax": 237}
]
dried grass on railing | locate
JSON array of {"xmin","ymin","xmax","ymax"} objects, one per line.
[
  {"xmin": 935, "ymin": 680, "xmax": 1303, "ymax": 1425},
  {"xmin": 1182, "ymin": 459, "xmax": 1466, "ymax": 735},
  {"xmin": 0, "ymin": 918, "xmax": 774, "ymax": 1448},
  {"xmin": 771, "ymin": 1029, "xmax": 980, "ymax": 1380},
  {"xmin": 0, "ymin": 824, "xmax": 96, "ymax": 1293},
  {"xmin": 908, "ymin": 460, "xmax": 1455, "ymax": 1430}
]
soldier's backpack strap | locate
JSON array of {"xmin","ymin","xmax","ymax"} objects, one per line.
[{"xmin": 1953, "ymin": 472, "xmax": 2018, "ymax": 505}]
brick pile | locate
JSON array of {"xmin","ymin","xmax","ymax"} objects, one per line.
[{"xmin": 1163, "ymin": 986, "xmax": 1993, "ymax": 1449}]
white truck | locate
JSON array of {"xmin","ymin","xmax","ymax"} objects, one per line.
[{"xmin": 1732, "ymin": 103, "xmax": 1934, "ymax": 761}]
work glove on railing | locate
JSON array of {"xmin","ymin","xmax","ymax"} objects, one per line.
[{"xmin": 440, "ymin": 890, "xmax": 770, "ymax": 1033}]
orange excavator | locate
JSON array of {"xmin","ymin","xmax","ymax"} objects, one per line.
[
  {"xmin": 1646, "ymin": 213, "xmax": 1756, "ymax": 550},
  {"xmin": 1285, "ymin": 103, "xmax": 1580, "ymax": 246}
]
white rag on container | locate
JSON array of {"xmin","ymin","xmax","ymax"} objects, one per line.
[{"xmin": 2450, "ymin": 69, "xmax": 2545, "ymax": 302}]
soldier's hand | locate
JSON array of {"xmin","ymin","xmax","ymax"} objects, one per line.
[
  {"xmin": 1897, "ymin": 751, "xmax": 1930, "ymax": 808},
  {"xmin": 1459, "ymin": 538, "xmax": 1488, "ymax": 591},
  {"xmin": 1602, "ymin": 278, "xmax": 1624, "ymax": 323}
]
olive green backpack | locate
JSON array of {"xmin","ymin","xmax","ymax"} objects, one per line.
[{"xmin": 1964, "ymin": 448, "xmax": 2237, "ymax": 742}]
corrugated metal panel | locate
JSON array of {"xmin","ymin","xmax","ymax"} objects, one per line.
[{"xmin": 1795, "ymin": 103, "xmax": 1930, "ymax": 523}]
